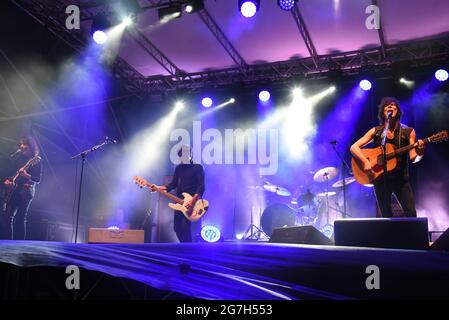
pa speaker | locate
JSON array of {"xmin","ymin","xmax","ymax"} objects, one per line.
[
  {"xmin": 430, "ymin": 228, "xmax": 449, "ymax": 251},
  {"xmin": 334, "ymin": 218, "xmax": 429, "ymax": 250},
  {"xmin": 269, "ymin": 225, "xmax": 333, "ymax": 245}
]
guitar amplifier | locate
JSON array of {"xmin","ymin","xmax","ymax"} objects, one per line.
[{"xmin": 87, "ymin": 228, "xmax": 145, "ymax": 244}]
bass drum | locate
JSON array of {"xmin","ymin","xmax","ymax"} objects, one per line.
[{"xmin": 261, "ymin": 203, "xmax": 296, "ymax": 237}]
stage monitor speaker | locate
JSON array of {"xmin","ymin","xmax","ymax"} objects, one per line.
[
  {"xmin": 269, "ymin": 225, "xmax": 334, "ymax": 245},
  {"xmin": 334, "ymin": 218, "xmax": 429, "ymax": 250},
  {"xmin": 430, "ymin": 228, "xmax": 449, "ymax": 251}
]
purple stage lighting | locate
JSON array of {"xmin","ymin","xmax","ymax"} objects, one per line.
[
  {"xmin": 435, "ymin": 69, "xmax": 449, "ymax": 82},
  {"xmin": 201, "ymin": 97, "xmax": 213, "ymax": 108},
  {"xmin": 359, "ymin": 79, "xmax": 372, "ymax": 91},
  {"xmin": 239, "ymin": 0, "xmax": 259, "ymax": 18},
  {"xmin": 93, "ymin": 30, "xmax": 107, "ymax": 44},
  {"xmin": 258, "ymin": 90, "xmax": 271, "ymax": 102},
  {"xmin": 277, "ymin": 0, "xmax": 297, "ymax": 11}
]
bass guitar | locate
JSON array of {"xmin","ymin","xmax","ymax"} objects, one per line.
[{"xmin": 133, "ymin": 176, "xmax": 209, "ymax": 222}]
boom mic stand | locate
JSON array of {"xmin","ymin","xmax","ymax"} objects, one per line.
[
  {"xmin": 380, "ymin": 115, "xmax": 392, "ymax": 217},
  {"xmin": 330, "ymin": 140, "xmax": 352, "ymax": 218},
  {"xmin": 71, "ymin": 137, "xmax": 116, "ymax": 243}
]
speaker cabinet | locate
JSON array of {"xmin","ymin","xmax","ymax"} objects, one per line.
[
  {"xmin": 269, "ymin": 225, "xmax": 334, "ymax": 245},
  {"xmin": 430, "ymin": 228, "xmax": 449, "ymax": 251},
  {"xmin": 334, "ymin": 218, "xmax": 429, "ymax": 250}
]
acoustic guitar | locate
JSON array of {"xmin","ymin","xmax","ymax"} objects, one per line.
[{"xmin": 352, "ymin": 130, "xmax": 448, "ymax": 185}]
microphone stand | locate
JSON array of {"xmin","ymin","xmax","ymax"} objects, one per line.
[
  {"xmin": 331, "ymin": 141, "xmax": 352, "ymax": 218},
  {"xmin": 380, "ymin": 116, "xmax": 392, "ymax": 217},
  {"xmin": 71, "ymin": 138, "xmax": 115, "ymax": 243}
]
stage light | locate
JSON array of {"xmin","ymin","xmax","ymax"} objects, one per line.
[
  {"xmin": 359, "ymin": 79, "xmax": 372, "ymax": 91},
  {"xmin": 93, "ymin": 31, "xmax": 107, "ymax": 44},
  {"xmin": 399, "ymin": 77, "xmax": 415, "ymax": 88},
  {"xmin": 175, "ymin": 101, "xmax": 185, "ymax": 111},
  {"xmin": 200, "ymin": 225, "xmax": 222, "ymax": 243},
  {"xmin": 435, "ymin": 69, "xmax": 449, "ymax": 82},
  {"xmin": 158, "ymin": 5, "xmax": 182, "ymax": 23},
  {"xmin": 259, "ymin": 90, "xmax": 271, "ymax": 102},
  {"xmin": 239, "ymin": 0, "xmax": 260, "ymax": 18},
  {"xmin": 277, "ymin": 0, "xmax": 298, "ymax": 11},
  {"xmin": 122, "ymin": 16, "xmax": 133, "ymax": 26},
  {"xmin": 201, "ymin": 97, "xmax": 213, "ymax": 108},
  {"xmin": 292, "ymin": 87, "xmax": 302, "ymax": 97},
  {"xmin": 91, "ymin": 14, "xmax": 111, "ymax": 44},
  {"xmin": 185, "ymin": 0, "xmax": 205, "ymax": 13},
  {"xmin": 229, "ymin": 98, "xmax": 236, "ymax": 103}
]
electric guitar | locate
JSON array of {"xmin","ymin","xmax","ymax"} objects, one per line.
[
  {"xmin": 2, "ymin": 155, "xmax": 41, "ymax": 211},
  {"xmin": 352, "ymin": 130, "xmax": 448, "ymax": 186},
  {"xmin": 133, "ymin": 176, "xmax": 209, "ymax": 222}
]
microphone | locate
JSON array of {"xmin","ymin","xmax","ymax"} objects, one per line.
[
  {"xmin": 105, "ymin": 136, "xmax": 117, "ymax": 144},
  {"xmin": 9, "ymin": 149, "xmax": 21, "ymax": 158},
  {"xmin": 330, "ymin": 140, "xmax": 337, "ymax": 146},
  {"xmin": 387, "ymin": 111, "xmax": 393, "ymax": 118}
]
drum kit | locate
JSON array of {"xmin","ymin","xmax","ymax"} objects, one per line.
[{"xmin": 251, "ymin": 166, "xmax": 356, "ymax": 238}]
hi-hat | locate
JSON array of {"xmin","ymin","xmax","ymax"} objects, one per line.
[
  {"xmin": 332, "ymin": 176, "xmax": 356, "ymax": 188},
  {"xmin": 313, "ymin": 167, "xmax": 338, "ymax": 183}
]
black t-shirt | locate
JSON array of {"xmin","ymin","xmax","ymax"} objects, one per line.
[
  {"xmin": 11, "ymin": 154, "xmax": 42, "ymax": 186},
  {"xmin": 373, "ymin": 124, "xmax": 412, "ymax": 180},
  {"xmin": 165, "ymin": 163, "xmax": 205, "ymax": 197}
]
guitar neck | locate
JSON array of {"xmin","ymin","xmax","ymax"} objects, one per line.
[
  {"xmin": 386, "ymin": 137, "xmax": 430, "ymax": 159},
  {"xmin": 153, "ymin": 188, "xmax": 183, "ymax": 204}
]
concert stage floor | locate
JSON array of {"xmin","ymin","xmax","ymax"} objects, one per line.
[{"xmin": 0, "ymin": 240, "xmax": 448, "ymax": 300}]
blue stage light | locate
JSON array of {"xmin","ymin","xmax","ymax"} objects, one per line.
[
  {"xmin": 239, "ymin": 0, "xmax": 259, "ymax": 18},
  {"xmin": 359, "ymin": 79, "xmax": 372, "ymax": 91},
  {"xmin": 277, "ymin": 0, "xmax": 297, "ymax": 11},
  {"xmin": 258, "ymin": 90, "xmax": 271, "ymax": 102},
  {"xmin": 435, "ymin": 69, "xmax": 449, "ymax": 82},
  {"xmin": 201, "ymin": 97, "xmax": 213, "ymax": 108}
]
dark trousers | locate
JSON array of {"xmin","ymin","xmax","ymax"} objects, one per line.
[
  {"xmin": 374, "ymin": 178, "xmax": 417, "ymax": 218},
  {"xmin": 1, "ymin": 187, "xmax": 34, "ymax": 240},
  {"xmin": 174, "ymin": 210, "xmax": 192, "ymax": 243}
]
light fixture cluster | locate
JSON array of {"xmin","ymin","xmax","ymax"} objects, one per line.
[
  {"xmin": 239, "ymin": 0, "xmax": 298, "ymax": 18},
  {"xmin": 158, "ymin": 0, "xmax": 205, "ymax": 22}
]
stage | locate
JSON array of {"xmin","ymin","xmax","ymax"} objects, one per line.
[{"xmin": 1, "ymin": 240, "xmax": 448, "ymax": 300}]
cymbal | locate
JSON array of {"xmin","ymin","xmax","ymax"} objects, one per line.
[
  {"xmin": 313, "ymin": 167, "xmax": 338, "ymax": 183},
  {"xmin": 332, "ymin": 176, "xmax": 356, "ymax": 188},
  {"xmin": 263, "ymin": 184, "xmax": 291, "ymax": 196},
  {"xmin": 275, "ymin": 187, "xmax": 291, "ymax": 197},
  {"xmin": 316, "ymin": 191, "xmax": 337, "ymax": 197}
]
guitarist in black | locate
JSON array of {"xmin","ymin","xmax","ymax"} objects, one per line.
[
  {"xmin": 155, "ymin": 145, "xmax": 205, "ymax": 243},
  {"xmin": 350, "ymin": 97, "xmax": 424, "ymax": 217},
  {"xmin": 1, "ymin": 136, "xmax": 42, "ymax": 240}
]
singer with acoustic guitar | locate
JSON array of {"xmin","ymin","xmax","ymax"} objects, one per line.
[
  {"xmin": 350, "ymin": 97, "xmax": 425, "ymax": 218},
  {"xmin": 1, "ymin": 136, "xmax": 42, "ymax": 240}
]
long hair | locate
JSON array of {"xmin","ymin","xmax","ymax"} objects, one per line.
[
  {"xmin": 377, "ymin": 97, "xmax": 402, "ymax": 124},
  {"xmin": 19, "ymin": 135, "xmax": 40, "ymax": 157}
]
